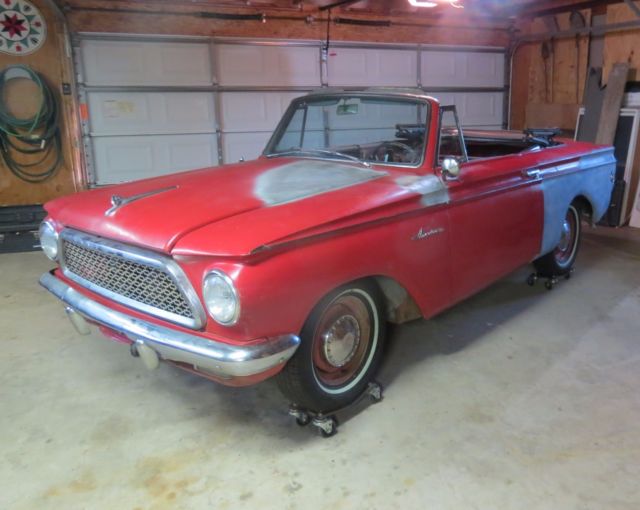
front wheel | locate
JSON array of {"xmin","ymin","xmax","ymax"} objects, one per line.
[
  {"xmin": 533, "ymin": 204, "xmax": 582, "ymax": 277},
  {"xmin": 277, "ymin": 281, "xmax": 386, "ymax": 413}
]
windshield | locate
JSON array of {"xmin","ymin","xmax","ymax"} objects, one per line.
[{"xmin": 265, "ymin": 95, "xmax": 429, "ymax": 167}]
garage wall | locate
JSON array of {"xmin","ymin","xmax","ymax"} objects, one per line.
[
  {"xmin": 0, "ymin": 0, "xmax": 81, "ymax": 206},
  {"xmin": 76, "ymin": 35, "xmax": 506, "ymax": 185},
  {"xmin": 603, "ymin": 4, "xmax": 640, "ymax": 82},
  {"xmin": 510, "ymin": 3, "xmax": 640, "ymax": 131}
]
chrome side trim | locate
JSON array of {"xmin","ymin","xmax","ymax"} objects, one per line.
[
  {"xmin": 40, "ymin": 272, "xmax": 300, "ymax": 379},
  {"xmin": 59, "ymin": 229, "xmax": 206, "ymax": 330},
  {"xmin": 535, "ymin": 162, "xmax": 581, "ymax": 178}
]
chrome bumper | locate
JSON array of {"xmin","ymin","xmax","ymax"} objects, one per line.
[{"xmin": 39, "ymin": 271, "xmax": 300, "ymax": 379}]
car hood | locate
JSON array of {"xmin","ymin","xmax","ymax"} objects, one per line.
[{"xmin": 46, "ymin": 158, "xmax": 446, "ymax": 256}]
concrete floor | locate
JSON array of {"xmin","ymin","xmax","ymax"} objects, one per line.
[{"xmin": 1, "ymin": 226, "xmax": 640, "ymax": 510}]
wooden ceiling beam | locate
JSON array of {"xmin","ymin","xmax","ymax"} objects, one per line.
[
  {"xmin": 503, "ymin": 0, "xmax": 626, "ymax": 17},
  {"xmin": 60, "ymin": 0, "xmax": 515, "ymax": 25},
  {"xmin": 318, "ymin": 0, "xmax": 361, "ymax": 11}
]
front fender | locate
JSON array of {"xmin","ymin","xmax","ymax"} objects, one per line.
[{"xmin": 177, "ymin": 218, "xmax": 438, "ymax": 342}]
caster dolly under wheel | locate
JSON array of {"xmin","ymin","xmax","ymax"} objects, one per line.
[
  {"xmin": 288, "ymin": 381, "xmax": 383, "ymax": 438},
  {"xmin": 527, "ymin": 268, "xmax": 574, "ymax": 291}
]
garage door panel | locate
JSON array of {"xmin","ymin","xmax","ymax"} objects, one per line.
[
  {"xmin": 429, "ymin": 92, "xmax": 503, "ymax": 127},
  {"xmin": 465, "ymin": 93, "xmax": 497, "ymax": 116},
  {"xmin": 85, "ymin": 42, "xmax": 144, "ymax": 82},
  {"xmin": 221, "ymin": 93, "xmax": 268, "ymax": 131},
  {"xmin": 216, "ymin": 45, "xmax": 268, "ymax": 84},
  {"xmin": 216, "ymin": 45, "xmax": 321, "ymax": 86},
  {"xmin": 93, "ymin": 134, "xmax": 218, "ymax": 184},
  {"xmin": 421, "ymin": 52, "xmax": 456, "ymax": 83},
  {"xmin": 88, "ymin": 93, "xmax": 151, "ymax": 133},
  {"xmin": 166, "ymin": 94, "xmax": 215, "ymax": 125},
  {"xmin": 220, "ymin": 92, "xmax": 303, "ymax": 132},
  {"xmin": 159, "ymin": 45, "xmax": 212, "ymax": 80},
  {"xmin": 222, "ymin": 132, "xmax": 272, "ymax": 163},
  {"xmin": 460, "ymin": 92, "xmax": 503, "ymax": 127},
  {"xmin": 276, "ymin": 48, "xmax": 320, "ymax": 85},
  {"xmin": 328, "ymin": 48, "xmax": 417, "ymax": 87},
  {"xmin": 88, "ymin": 92, "xmax": 216, "ymax": 135},
  {"xmin": 466, "ymin": 53, "xmax": 503, "ymax": 84},
  {"xmin": 81, "ymin": 40, "xmax": 213, "ymax": 86},
  {"xmin": 168, "ymin": 139, "xmax": 216, "ymax": 169},
  {"xmin": 421, "ymin": 51, "xmax": 504, "ymax": 88}
]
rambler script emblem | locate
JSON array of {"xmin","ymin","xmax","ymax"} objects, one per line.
[
  {"xmin": 412, "ymin": 227, "xmax": 445, "ymax": 241},
  {"xmin": 105, "ymin": 186, "xmax": 178, "ymax": 216}
]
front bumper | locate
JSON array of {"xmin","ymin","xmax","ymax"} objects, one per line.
[{"xmin": 39, "ymin": 271, "xmax": 300, "ymax": 380}]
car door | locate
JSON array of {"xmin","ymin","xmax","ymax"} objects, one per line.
[{"xmin": 437, "ymin": 107, "xmax": 544, "ymax": 304}]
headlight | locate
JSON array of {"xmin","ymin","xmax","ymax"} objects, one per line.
[
  {"xmin": 39, "ymin": 221, "xmax": 59, "ymax": 261},
  {"xmin": 202, "ymin": 270, "xmax": 239, "ymax": 325}
]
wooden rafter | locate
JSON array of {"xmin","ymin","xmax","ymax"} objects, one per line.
[{"xmin": 56, "ymin": 0, "xmax": 635, "ymax": 21}]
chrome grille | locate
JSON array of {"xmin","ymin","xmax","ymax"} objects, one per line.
[{"xmin": 59, "ymin": 230, "xmax": 203, "ymax": 329}]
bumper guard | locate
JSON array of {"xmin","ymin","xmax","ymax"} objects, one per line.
[{"xmin": 39, "ymin": 271, "xmax": 300, "ymax": 379}]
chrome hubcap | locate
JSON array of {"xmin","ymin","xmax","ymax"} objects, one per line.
[
  {"xmin": 322, "ymin": 315, "xmax": 360, "ymax": 368},
  {"xmin": 557, "ymin": 219, "xmax": 571, "ymax": 252}
]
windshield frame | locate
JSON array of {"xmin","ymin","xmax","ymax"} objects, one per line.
[{"xmin": 263, "ymin": 92, "xmax": 432, "ymax": 170}]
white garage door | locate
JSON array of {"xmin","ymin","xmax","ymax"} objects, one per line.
[
  {"xmin": 214, "ymin": 43, "xmax": 321, "ymax": 164},
  {"xmin": 326, "ymin": 46, "xmax": 504, "ymax": 128},
  {"xmin": 421, "ymin": 50, "xmax": 505, "ymax": 128},
  {"xmin": 76, "ymin": 36, "xmax": 506, "ymax": 185},
  {"xmin": 80, "ymin": 38, "xmax": 218, "ymax": 185},
  {"xmin": 219, "ymin": 91, "xmax": 307, "ymax": 163},
  {"xmin": 327, "ymin": 47, "xmax": 418, "ymax": 87}
]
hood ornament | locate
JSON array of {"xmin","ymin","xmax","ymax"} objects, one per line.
[
  {"xmin": 105, "ymin": 186, "xmax": 178, "ymax": 216},
  {"xmin": 110, "ymin": 194, "xmax": 124, "ymax": 207}
]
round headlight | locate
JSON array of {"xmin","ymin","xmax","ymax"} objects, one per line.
[
  {"xmin": 202, "ymin": 271, "xmax": 239, "ymax": 325},
  {"xmin": 39, "ymin": 221, "xmax": 59, "ymax": 261}
]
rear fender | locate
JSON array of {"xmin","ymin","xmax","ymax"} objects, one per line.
[{"xmin": 538, "ymin": 149, "xmax": 615, "ymax": 256}]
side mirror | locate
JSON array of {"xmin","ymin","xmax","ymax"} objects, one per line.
[{"xmin": 442, "ymin": 157, "xmax": 461, "ymax": 178}]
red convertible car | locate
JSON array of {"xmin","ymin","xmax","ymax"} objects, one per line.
[{"xmin": 39, "ymin": 89, "xmax": 615, "ymax": 414}]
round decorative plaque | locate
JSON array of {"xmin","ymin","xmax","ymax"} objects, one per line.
[{"xmin": 0, "ymin": 0, "xmax": 46, "ymax": 56}]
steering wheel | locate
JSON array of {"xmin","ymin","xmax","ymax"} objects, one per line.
[{"xmin": 373, "ymin": 141, "xmax": 417, "ymax": 164}]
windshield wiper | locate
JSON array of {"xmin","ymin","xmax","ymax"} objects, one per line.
[{"xmin": 266, "ymin": 148, "xmax": 370, "ymax": 168}]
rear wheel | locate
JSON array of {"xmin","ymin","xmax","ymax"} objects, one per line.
[
  {"xmin": 534, "ymin": 204, "xmax": 581, "ymax": 277},
  {"xmin": 277, "ymin": 281, "xmax": 386, "ymax": 413}
]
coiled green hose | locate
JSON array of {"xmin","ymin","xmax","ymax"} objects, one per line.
[{"xmin": 0, "ymin": 64, "xmax": 62, "ymax": 183}]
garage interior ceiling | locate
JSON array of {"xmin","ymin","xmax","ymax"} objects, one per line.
[{"xmin": 56, "ymin": 0, "xmax": 631, "ymax": 19}]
